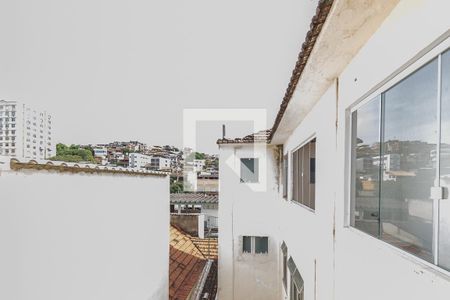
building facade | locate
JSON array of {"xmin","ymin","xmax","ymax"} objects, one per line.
[
  {"xmin": 148, "ymin": 156, "xmax": 171, "ymax": 171},
  {"xmin": 217, "ymin": 1, "xmax": 450, "ymax": 300},
  {"xmin": 128, "ymin": 152, "xmax": 152, "ymax": 169},
  {"xmin": 0, "ymin": 100, "xmax": 55, "ymax": 160}
]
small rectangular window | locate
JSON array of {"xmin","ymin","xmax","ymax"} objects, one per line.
[
  {"xmin": 242, "ymin": 236, "xmax": 268, "ymax": 254},
  {"xmin": 240, "ymin": 158, "xmax": 259, "ymax": 183}
]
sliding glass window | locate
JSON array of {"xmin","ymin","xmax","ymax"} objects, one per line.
[{"xmin": 351, "ymin": 48, "xmax": 450, "ymax": 271}]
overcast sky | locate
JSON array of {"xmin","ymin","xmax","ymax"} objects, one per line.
[{"xmin": 0, "ymin": 0, "xmax": 318, "ymax": 153}]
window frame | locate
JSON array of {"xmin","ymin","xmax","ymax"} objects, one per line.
[
  {"xmin": 241, "ymin": 235, "xmax": 269, "ymax": 255},
  {"xmin": 240, "ymin": 157, "xmax": 259, "ymax": 183},
  {"xmin": 346, "ymin": 34, "xmax": 450, "ymax": 275},
  {"xmin": 281, "ymin": 242, "xmax": 288, "ymax": 291},
  {"xmin": 290, "ymin": 135, "xmax": 317, "ymax": 211},
  {"xmin": 287, "ymin": 257, "xmax": 304, "ymax": 300}
]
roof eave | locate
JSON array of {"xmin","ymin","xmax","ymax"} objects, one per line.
[{"xmin": 270, "ymin": 0, "xmax": 400, "ymax": 144}]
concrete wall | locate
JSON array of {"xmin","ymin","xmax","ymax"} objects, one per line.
[
  {"xmin": 171, "ymin": 214, "xmax": 199, "ymax": 236},
  {"xmin": 0, "ymin": 160, "xmax": 169, "ymax": 300}
]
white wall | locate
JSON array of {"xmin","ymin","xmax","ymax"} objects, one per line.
[
  {"xmin": 219, "ymin": 2, "xmax": 450, "ymax": 300},
  {"xmin": 280, "ymin": 85, "xmax": 337, "ymax": 300},
  {"xmin": 218, "ymin": 144, "xmax": 281, "ymax": 300},
  {"xmin": 0, "ymin": 161, "xmax": 169, "ymax": 300}
]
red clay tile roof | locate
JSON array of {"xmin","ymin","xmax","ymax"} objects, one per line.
[
  {"xmin": 169, "ymin": 225, "xmax": 206, "ymax": 300},
  {"xmin": 8, "ymin": 158, "xmax": 169, "ymax": 177},
  {"xmin": 190, "ymin": 237, "xmax": 218, "ymax": 260},
  {"xmin": 216, "ymin": 129, "xmax": 272, "ymax": 145}
]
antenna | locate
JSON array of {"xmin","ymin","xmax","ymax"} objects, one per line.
[{"xmin": 222, "ymin": 124, "xmax": 226, "ymax": 139}]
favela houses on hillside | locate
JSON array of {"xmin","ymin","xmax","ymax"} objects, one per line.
[{"xmin": 2, "ymin": 1, "xmax": 450, "ymax": 300}]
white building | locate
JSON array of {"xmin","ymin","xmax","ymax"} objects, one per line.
[
  {"xmin": 93, "ymin": 146, "xmax": 108, "ymax": 158},
  {"xmin": 0, "ymin": 100, "xmax": 55, "ymax": 160},
  {"xmin": 0, "ymin": 157, "xmax": 170, "ymax": 300},
  {"xmin": 148, "ymin": 156, "xmax": 171, "ymax": 171},
  {"xmin": 217, "ymin": 1, "xmax": 450, "ymax": 300},
  {"xmin": 193, "ymin": 159, "xmax": 206, "ymax": 171},
  {"xmin": 128, "ymin": 152, "xmax": 152, "ymax": 169}
]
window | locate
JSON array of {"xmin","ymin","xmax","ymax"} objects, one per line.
[
  {"xmin": 288, "ymin": 257, "xmax": 304, "ymax": 300},
  {"xmin": 292, "ymin": 138, "xmax": 316, "ymax": 209},
  {"xmin": 242, "ymin": 236, "xmax": 268, "ymax": 254},
  {"xmin": 351, "ymin": 47, "xmax": 450, "ymax": 270},
  {"xmin": 283, "ymin": 154, "xmax": 288, "ymax": 198},
  {"xmin": 281, "ymin": 242, "xmax": 288, "ymax": 290},
  {"xmin": 254, "ymin": 237, "xmax": 268, "ymax": 254},
  {"xmin": 243, "ymin": 236, "xmax": 252, "ymax": 253},
  {"xmin": 240, "ymin": 158, "xmax": 259, "ymax": 183}
]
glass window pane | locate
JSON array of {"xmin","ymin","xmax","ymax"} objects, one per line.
[
  {"xmin": 351, "ymin": 97, "xmax": 381, "ymax": 237},
  {"xmin": 380, "ymin": 58, "xmax": 438, "ymax": 263},
  {"xmin": 302, "ymin": 142, "xmax": 310, "ymax": 207},
  {"xmin": 240, "ymin": 158, "xmax": 259, "ymax": 183},
  {"xmin": 439, "ymin": 49, "xmax": 450, "ymax": 271},
  {"xmin": 309, "ymin": 140, "xmax": 316, "ymax": 209},
  {"xmin": 283, "ymin": 154, "xmax": 288, "ymax": 198},
  {"xmin": 243, "ymin": 236, "xmax": 252, "ymax": 253},
  {"xmin": 255, "ymin": 237, "xmax": 268, "ymax": 254},
  {"xmin": 293, "ymin": 150, "xmax": 299, "ymax": 202},
  {"xmin": 283, "ymin": 254, "xmax": 287, "ymax": 288},
  {"xmin": 290, "ymin": 278, "xmax": 296, "ymax": 300}
]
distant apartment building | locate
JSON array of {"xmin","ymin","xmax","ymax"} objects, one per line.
[
  {"xmin": 93, "ymin": 146, "xmax": 107, "ymax": 158},
  {"xmin": 128, "ymin": 153, "xmax": 152, "ymax": 169},
  {"xmin": 147, "ymin": 156, "xmax": 171, "ymax": 171},
  {"xmin": 0, "ymin": 100, "xmax": 55, "ymax": 160},
  {"xmin": 93, "ymin": 146, "xmax": 108, "ymax": 165}
]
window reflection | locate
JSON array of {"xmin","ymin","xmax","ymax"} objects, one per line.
[
  {"xmin": 352, "ymin": 97, "xmax": 381, "ymax": 237},
  {"xmin": 352, "ymin": 57, "xmax": 439, "ymax": 264},
  {"xmin": 439, "ymin": 49, "xmax": 450, "ymax": 270},
  {"xmin": 380, "ymin": 58, "xmax": 438, "ymax": 263}
]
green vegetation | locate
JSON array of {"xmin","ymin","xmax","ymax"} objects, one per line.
[
  {"xmin": 194, "ymin": 152, "xmax": 205, "ymax": 160},
  {"xmin": 170, "ymin": 179, "xmax": 184, "ymax": 193},
  {"xmin": 49, "ymin": 143, "xmax": 95, "ymax": 163}
]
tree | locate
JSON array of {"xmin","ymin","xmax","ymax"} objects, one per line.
[
  {"xmin": 195, "ymin": 152, "xmax": 205, "ymax": 160},
  {"xmin": 49, "ymin": 143, "xmax": 95, "ymax": 163},
  {"xmin": 170, "ymin": 181, "xmax": 184, "ymax": 193}
]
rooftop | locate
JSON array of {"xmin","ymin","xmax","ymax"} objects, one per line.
[
  {"xmin": 169, "ymin": 225, "xmax": 207, "ymax": 300},
  {"xmin": 216, "ymin": 129, "xmax": 272, "ymax": 145},
  {"xmin": 270, "ymin": 0, "xmax": 333, "ymax": 141},
  {"xmin": 2, "ymin": 158, "xmax": 169, "ymax": 177},
  {"xmin": 170, "ymin": 193, "xmax": 218, "ymax": 205}
]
